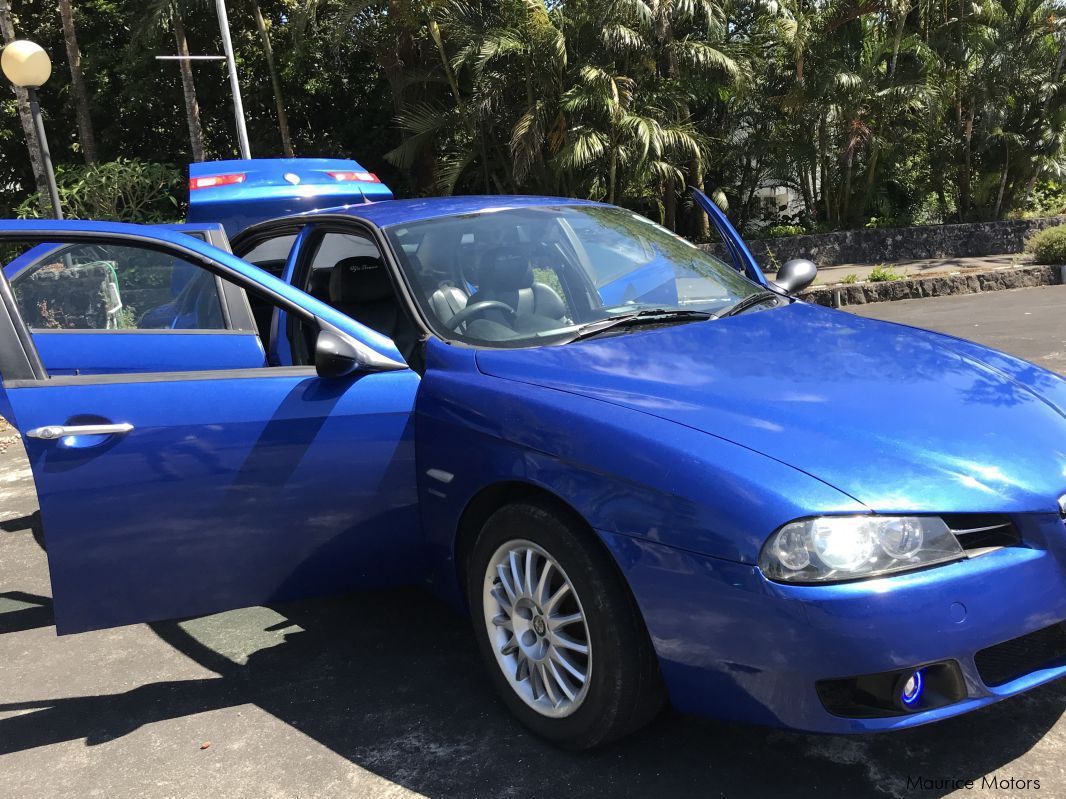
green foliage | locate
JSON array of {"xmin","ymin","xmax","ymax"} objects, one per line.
[
  {"xmin": 3, "ymin": 0, "xmax": 1066, "ymax": 235},
  {"xmin": 840, "ymin": 273, "xmax": 859, "ymax": 284},
  {"xmin": 1027, "ymin": 225, "xmax": 1066, "ymax": 264},
  {"xmin": 867, "ymin": 265, "xmax": 903, "ymax": 282},
  {"xmin": 16, "ymin": 159, "xmax": 182, "ymax": 224},
  {"xmin": 761, "ymin": 224, "xmax": 806, "ymax": 238},
  {"xmin": 1024, "ymin": 181, "xmax": 1066, "ymax": 218}
]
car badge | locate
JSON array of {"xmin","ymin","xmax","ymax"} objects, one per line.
[{"xmin": 284, "ymin": 172, "xmax": 301, "ymax": 185}]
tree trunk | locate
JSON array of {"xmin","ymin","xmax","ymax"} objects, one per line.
[
  {"xmin": 818, "ymin": 111, "xmax": 832, "ymax": 225},
  {"xmin": 958, "ymin": 102, "xmax": 973, "ymax": 220},
  {"xmin": 664, "ymin": 175, "xmax": 677, "ymax": 230},
  {"xmin": 57, "ymin": 0, "xmax": 97, "ymax": 163},
  {"xmin": 426, "ymin": 16, "xmax": 488, "ymax": 191},
  {"xmin": 993, "ymin": 144, "xmax": 1009, "ymax": 220},
  {"xmin": 251, "ymin": 0, "xmax": 293, "ymax": 158},
  {"xmin": 0, "ymin": 0, "xmax": 52, "ymax": 214},
  {"xmin": 608, "ymin": 132, "xmax": 618, "ymax": 205},
  {"xmin": 173, "ymin": 11, "xmax": 206, "ymax": 163},
  {"xmin": 692, "ymin": 158, "xmax": 710, "ymax": 240}
]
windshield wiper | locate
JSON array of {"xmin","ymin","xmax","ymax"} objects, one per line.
[
  {"xmin": 564, "ymin": 308, "xmax": 714, "ymax": 343},
  {"xmin": 715, "ymin": 290, "xmax": 783, "ymax": 319}
]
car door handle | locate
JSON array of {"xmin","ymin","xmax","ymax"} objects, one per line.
[{"xmin": 26, "ymin": 423, "xmax": 134, "ymax": 440}]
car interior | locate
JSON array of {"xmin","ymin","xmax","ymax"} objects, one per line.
[{"xmin": 239, "ymin": 223, "xmax": 579, "ymax": 367}]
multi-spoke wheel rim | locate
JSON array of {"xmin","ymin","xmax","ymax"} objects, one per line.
[{"xmin": 482, "ymin": 539, "xmax": 592, "ymax": 718}]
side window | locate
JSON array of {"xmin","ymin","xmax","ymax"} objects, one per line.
[
  {"xmin": 11, "ymin": 243, "xmax": 225, "ymax": 331},
  {"xmin": 241, "ymin": 234, "xmax": 297, "ymax": 277}
]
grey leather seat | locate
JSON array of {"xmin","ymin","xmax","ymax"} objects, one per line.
[
  {"xmin": 327, "ymin": 255, "xmax": 421, "ymax": 363},
  {"xmin": 428, "ymin": 284, "xmax": 469, "ymax": 326},
  {"xmin": 465, "ymin": 246, "xmax": 566, "ymax": 332}
]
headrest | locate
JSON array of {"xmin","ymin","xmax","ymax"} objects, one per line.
[
  {"xmin": 330, "ymin": 256, "xmax": 392, "ymax": 304},
  {"xmin": 308, "ymin": 267, "xmax": 333, "ymax": 299},
  {"xmin": 478, "ymin": 247, "xmax": 533, "ymax": 292}
]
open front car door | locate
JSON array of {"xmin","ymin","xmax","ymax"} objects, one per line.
[{"xmin": 0, "ymin": 220, "xmax": 421, "ymax": 634}]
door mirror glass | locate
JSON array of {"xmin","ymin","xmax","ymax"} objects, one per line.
[
  {"xmin": 314, "ymin": 327, "xmax": 362, "ymax": 379},
  {"xmin": 773, "ymin": 259, "xmax": 818, "ymax": 294}
]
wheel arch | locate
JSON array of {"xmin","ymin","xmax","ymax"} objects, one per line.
[{"xmin": 452, "ymin": 480, "xmax": 645, "ymax": 623}]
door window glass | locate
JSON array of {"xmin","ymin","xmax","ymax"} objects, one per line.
[
  {"xmin": 241, "ymin": 234, "xmax": 297, "ymax": 277},
  {"xmin": 11, "ymin": 243, "xmax": 225, "ymax": 331}
]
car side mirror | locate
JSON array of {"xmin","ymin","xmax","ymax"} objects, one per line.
[
  {"xmin": 312, "ymin": 320, "xmax": 408, "ymax": 379},
  {"xmin": 314, "ymin": 327, "xmax": 362, "ymax": 379},
  {"xmin": 773, "ymin": 258, "xmax": 818, "ymax": 294}
]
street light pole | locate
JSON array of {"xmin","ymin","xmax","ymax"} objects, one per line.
[
  {"xmin": 214, "ymin": 0, "xmax": 251, "ymax": 159},
  {"xmin": 1, "ymin": 40, "xmax": 62, "ymax": 219},
  {"xmin": 25, "ymin": 86, "xmax": 62, "ymax": 219}
]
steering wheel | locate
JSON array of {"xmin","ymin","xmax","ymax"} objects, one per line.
[{"xmin": 446, "ymin": 300, "xmax": 516, "ymax": 331}]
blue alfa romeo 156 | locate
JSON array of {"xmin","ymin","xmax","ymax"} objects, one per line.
[{"xmin": 1, "ymin": 180, "xmax": 1065, "ymax": 749}]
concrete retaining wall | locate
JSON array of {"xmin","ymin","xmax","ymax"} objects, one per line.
[{"xmin": 702, "ymin": 216, "xmax": 1066, "ymax": 267}]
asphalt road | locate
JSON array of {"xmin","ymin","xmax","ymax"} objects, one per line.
[
  {"xmin": 850, "ymin": 283, "xmax": 1066, "ymax": 374},
  {"xmin": 2, "ymin": 286, "xmax": 1066, "ymax": 799}
]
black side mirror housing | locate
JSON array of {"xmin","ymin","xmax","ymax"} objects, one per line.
[
  {"xmin": 314, "ymin": 328, "xmax": 362, "ymax": 379},
  {"xmin": 773, "ymin": 258, "xmax": 818, "ymax": 294},
  {"xmin": 312, "ymin": 320, "xmax": 409, "ymax": 378}
]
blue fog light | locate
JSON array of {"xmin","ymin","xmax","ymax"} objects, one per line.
[{"xmin": 900, "ymin": 670, "xmax": 924, "ymax": 708}]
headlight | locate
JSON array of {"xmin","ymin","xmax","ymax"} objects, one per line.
[{"xmin": 760, "ymin": 516, "xmax": 964, "ymax": 583}]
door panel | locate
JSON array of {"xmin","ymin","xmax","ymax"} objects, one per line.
[
  {"xmin": 0, "ymin": 221, "xmax": 421, "ymax": 634},
  {"xmin": 30, "ymin": 331, "xmax": 266, "ymax": 375},
  {"xmin": 9, "ymin": 367, "xmax": 421, "ymax": 633},
  {"xmin": 691, "ymin": 188, "xmax": 769, "ymax": 287}
]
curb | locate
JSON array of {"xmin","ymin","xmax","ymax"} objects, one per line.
[{"xmin": 798, "ymin": 264, "xmax": 1065, "ymax": 308}]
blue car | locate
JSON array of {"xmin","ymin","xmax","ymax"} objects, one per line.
[{"xmin": 1, "ymin": 190, "xmax": 1065, "ymax": 750}]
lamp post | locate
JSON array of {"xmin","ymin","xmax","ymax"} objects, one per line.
[
  {"xmin": 214, "ymin": 0, "xmax": 251, "ymax": 159},
  {"xmin": 1, "ymin": 40, "xmax": 62, "ymax": 219}
]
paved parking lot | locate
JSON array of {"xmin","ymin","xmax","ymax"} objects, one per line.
[{"xmin": 2, "ymin": 285, "xmax": 1065, "ymax": 799}]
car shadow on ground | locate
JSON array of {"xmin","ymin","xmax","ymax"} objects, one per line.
[{"xmin": 1, "ymin": 513, "xmax": 1063, "ymax": 798}]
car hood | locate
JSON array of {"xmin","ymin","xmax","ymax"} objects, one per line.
[{"xmin": 475, "ymin": 302, "xmax": 1066, "ymax": 513}]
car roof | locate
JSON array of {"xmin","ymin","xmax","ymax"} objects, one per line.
[{"xmin": 300, "ymin": 195, "xmax": 611, "ymax": 228}]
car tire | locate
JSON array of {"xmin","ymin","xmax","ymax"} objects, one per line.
[{"xmin": 466, "ymin": 499, "xmax": 665, "ymax": 749}]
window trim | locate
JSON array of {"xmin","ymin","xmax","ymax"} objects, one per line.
[{"xmin": 4, "ymin": 365, "xmax": 318, "ymax": 389}]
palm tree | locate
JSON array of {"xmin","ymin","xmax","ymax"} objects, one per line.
[
  {"xmin": 138, "ymin": 0, "xmax": 206, "ymax": 162},
  {"xmin": 595, "ymin": 0, "xmax": 739, "ymax": 229},
  {"xmin": 56, "ymin": 0, "xmax": 98, "ymax": 163},
  {"xmin": 250, "ymin": 0, "xmax": 295, "ymax": 157}
]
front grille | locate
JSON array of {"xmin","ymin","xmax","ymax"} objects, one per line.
[
  {"xmin": 975, "ymin": 622, "xmax": 1066, "ymax": 687},
  {"xmin": 942, "ymin": 513, "xmax": 1020, "ymax": 551}
]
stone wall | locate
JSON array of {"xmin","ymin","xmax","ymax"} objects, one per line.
[
  {"xmin": 701, "ymin": 216, "xmax": 1066, "ymax": 267},
  {"xmin": 798, "ymin": 264, "xmax": 1063, "ymax": 308}
]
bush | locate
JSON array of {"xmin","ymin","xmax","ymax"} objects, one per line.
[
  {"xmin": 751, "ymin": 224, "xmax": 806, "ymax": 239},
  {"xmin": 867, "ymin": 265, "xmax": 903, "ymax": 282},
  {"xmin": 1027, "ymin": 224, "xmax": 1066, "ymax": 264},
  {"xmin": 16, "ymin": 158, "xmax": 182, "ymax": 224}
]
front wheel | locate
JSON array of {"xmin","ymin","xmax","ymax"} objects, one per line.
[{"xmin": 466, "ymin": 500, "xmax": 664, "ymax": 749}]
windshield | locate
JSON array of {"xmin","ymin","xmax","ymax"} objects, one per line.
[{"xmin": 384, "ymin": 205, "xmax": 763, "ymax": 347}]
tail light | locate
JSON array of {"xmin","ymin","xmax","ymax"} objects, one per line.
[
  {"xmin": 327, "ymin": 170, "xmax": 381, "ymax": 183},
  {"xmin": 189, "ymin": 173, "xmax": 246, "ymax": 191}
]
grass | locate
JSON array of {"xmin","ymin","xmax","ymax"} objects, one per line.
[{"xmin": 840, "ymin": 273, "xmax": 859, "ymax": 284}]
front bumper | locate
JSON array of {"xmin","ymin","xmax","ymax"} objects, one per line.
[{"xmin": 599, "ymin": 512, "xmax": 1066, "ymax": 733}]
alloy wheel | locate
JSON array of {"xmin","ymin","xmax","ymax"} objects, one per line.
[{"xmin": 482, "ymin": 539, "xmax": 592, "ymax": 718}]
